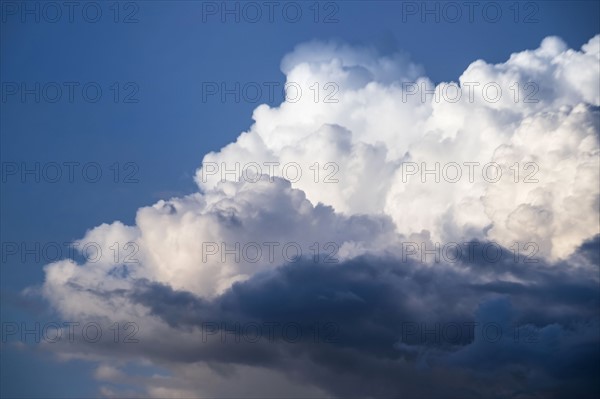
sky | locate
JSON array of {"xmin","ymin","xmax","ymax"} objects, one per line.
[{"xmin": 1, "ymin": 1, "xmax": 599, "ymax": 397}]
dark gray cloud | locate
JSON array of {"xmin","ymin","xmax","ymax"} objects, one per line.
[{"xmin": 116, "ymin": 237, "xmax": 600, "ymax": 398}]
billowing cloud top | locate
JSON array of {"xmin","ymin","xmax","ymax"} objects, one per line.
[
  {"xmin": 197, "ymin": 35, "xmax": 599, "ymax": 261},
  {"xmin": 35, "ymin": 35, "xmax": 600, "ymax": 398}
]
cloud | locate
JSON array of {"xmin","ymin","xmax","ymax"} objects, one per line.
[
  {"xmin": 197, "ymin": 34, "xmax": 599, "ymax": 260},
  {"xmin": 37, "ymin": 238, "xmax": 600, "ymax": 397},
  {"xmin": 33, "ymin": 35, "xmax": 600, "ymax": 397}
]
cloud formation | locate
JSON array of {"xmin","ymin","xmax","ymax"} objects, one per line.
[
  {"xmin": 197, "ymin": 34, "xmax": 599, "ymax": 261},
  {"xmin": 34, "ymin": 35, "xmax": 600, "ymax": 397}
]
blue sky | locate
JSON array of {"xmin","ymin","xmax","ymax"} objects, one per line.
[{"xmin": 1, "ymin": 1, "xmax": 599, "ymax": 397}]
